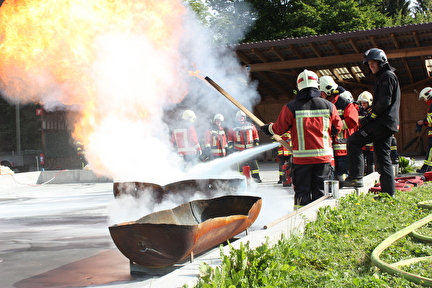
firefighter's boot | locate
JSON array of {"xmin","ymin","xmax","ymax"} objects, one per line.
[
  {"xmin": 277, "ymin": 175, "xmax": 284, "ymax": 184},
  {"xmin": 282, "ymin": 164, "xmax": 292, "ymax": 187},
  {"xmin": 417, "ymin": 165, "xmax": 428, "ymax": 174}
]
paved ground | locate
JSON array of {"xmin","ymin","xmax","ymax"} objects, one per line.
[{"xmin": 0, "ymin": 161, "xmax": 296, "ymax": 288}]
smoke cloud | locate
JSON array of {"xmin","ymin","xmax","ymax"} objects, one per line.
[{"xmin": 0, "ymin": 0, "xmax": 260, "ymax": 182}]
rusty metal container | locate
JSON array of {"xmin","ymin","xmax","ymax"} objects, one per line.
[
  {"xmin": 113, "ymin": 178, "xmax": 245, "ymax": 202},
  {"xmin": 109, "ymin": 195, "xmax": 262, "ymax": 268}
]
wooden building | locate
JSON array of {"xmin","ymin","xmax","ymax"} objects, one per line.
[{"xmin": 232, "ymin": 22, "xmax": 432, "ymax": 156}]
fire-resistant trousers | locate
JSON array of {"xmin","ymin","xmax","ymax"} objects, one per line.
[
  {"xmin": 292, "ymin": 162, "xmax": 332, "ymax": 206},
  {"xmin": 347, "ymin": 124, "xmax": 395, "ymax": 196}
]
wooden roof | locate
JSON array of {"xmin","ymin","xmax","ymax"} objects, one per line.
[{"xmin": 232, "ymin": 22, "xmax": 432, "ymax": 102}]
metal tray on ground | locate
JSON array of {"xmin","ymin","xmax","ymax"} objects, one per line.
[{"xmin": 109, "ymin": 195, "xmax": 262, "ymax": 268}]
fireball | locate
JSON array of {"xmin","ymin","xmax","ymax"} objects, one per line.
[{"xmin": 0, "ymin": 0, "xmax": 190, "ymax": 178}]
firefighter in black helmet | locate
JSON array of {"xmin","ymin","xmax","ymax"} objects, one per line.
[{"xmin": 341, "ymin": 48, "xmax": 400, "ymax": 198}]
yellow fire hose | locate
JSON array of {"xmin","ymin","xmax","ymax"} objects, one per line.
[{"xmin": 371, "ymin": 201, "xmax": 432, "ymax": 286}]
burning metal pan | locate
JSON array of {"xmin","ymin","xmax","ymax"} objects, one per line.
[
  {"xmin": 109, "ymin": 195, "xmax": 262, "ymax": 268},
  {"xmin": 113, "ymin": 178, "xmax": 245, "ymax": 202}
]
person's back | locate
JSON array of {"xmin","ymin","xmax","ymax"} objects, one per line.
[
  {"xmin": 261, "ymin": 69, "xmax": 342, "ymax": 206},
  {"xmin": 285, "ymin": 92, "xmax": 338, "ymax": 164},
  {"xmin": 372, "ymin": 66, "xmax": 400, "ymax": 132}
]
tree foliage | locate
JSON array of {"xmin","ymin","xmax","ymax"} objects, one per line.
[{"xmin": 186, "ymin": 0, "xmax": 429, "ymax": 43}]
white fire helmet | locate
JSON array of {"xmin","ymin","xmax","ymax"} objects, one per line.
[
  {"xmin": 340, "ymin": 90, "xmax": 354, "ymax": 103},
  {"xmin": 419, "ymin": 87, "xmax": 432, "ymax": 101},
  {"xmin": 213, "ymin": 113, "xmax": 224, "ymax": 122},
  {"xmin": 318, "ymin": 75, "xmax": 338, "ymax": 96},
  {"xmin": 181, "ymin": 109, "xmax": 196, "ymax": 122},
  {"xmin": 357, "ymin": 91, "xmax": 373, "ymax": 106},
  {"xmin": 236, "ymin": 110, "xmax": 246, "ymax": 120},
  {"xmin": 296, "ymin": 69, "xmax": 319, "ymax": 91}
]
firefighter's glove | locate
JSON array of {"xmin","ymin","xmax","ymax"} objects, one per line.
[
  {"xmin": 260, "ymin": 124, "xmax": 273, "ymax": 136},
  {"xmin": 204, "ymin": 147, "xmax": 212, "ymax": 157},
  {"xmin": 416, "ymin": 124, "xmax": 423, "ymax": 133},
  {"xmin": 359, "ymin": 115, "xmax": 372, "ymax": 127}
]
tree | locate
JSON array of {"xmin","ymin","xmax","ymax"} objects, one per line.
[
  {"xmin": 245, "ymin": 0, "xmax": 389, "ymax": 40},
  {"xmin": 194, "ymin": 0, "xmax": 391, "ymax": 43},
  {"xmin": 378, "ymin": 0, "xmax": 413, "ymax": 25},
  {"xmin": 412, "ymin": 0, "xmax": 432, "ymax": 22}
]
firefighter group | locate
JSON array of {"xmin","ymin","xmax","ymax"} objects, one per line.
[
  {"xmin": 171, "ymin": 48, "xmax": 428, "ymax": 207},
  {"xmin": 170, "ymin": 108, "xmax": 264, "ymax": 183}
]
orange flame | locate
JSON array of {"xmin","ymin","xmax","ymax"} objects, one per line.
[
  {"xmin": 0, "ymin": 0, "xmax": 189, "ymax": 175},
  {"xmin": 188, "ymin": 69, "xmax": 205, "ymax": 81}
]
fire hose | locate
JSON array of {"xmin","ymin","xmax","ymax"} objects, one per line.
[
  {"xmin": 204, "ymin": 76, "xmax": 292, "ymax": 153},
  {"xmin": 370, "ymin": 200, "xmax": 432, "ymax": 286}
]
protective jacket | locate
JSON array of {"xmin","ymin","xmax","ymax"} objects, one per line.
[
  {"xmin": 171, "ymin": 120, "xmax": 201, "ymax": 155},
  {"xmin": 329, "ymin": 95, "xmax": 358, "ymax": 156},
  {"xmin": 270, "ymin": 88, "xmax": 343, "ymax": 165},
  {"xmin": 423, "ymin": 99, "xmax": 432, "ymax": 138},
  {"xmin": 204, "ymin": 124, "xmax": 228, "ymax": 157},
  {"xmin": 367, "ymin": 67, "xmax": 400, "ymax": 133},
  {"xmin": 359, "ymin": 106, "xmax": 374, "ymax": 152},
  {"xmin": 277, "ymin": 132, "xmax": 292, "ymax": 157},
  {"xmin": 228, "ymin": 121, "xmax": 259, "ymax": 151}
]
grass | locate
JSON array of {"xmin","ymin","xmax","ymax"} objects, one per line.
[{"xmin": 190, "ymin": 183, "xmax": 432, "ymax": 288}]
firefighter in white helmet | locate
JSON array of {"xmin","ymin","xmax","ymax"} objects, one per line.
[
  {"xmin": 416, "ymin": 87, "xmax": 432, "ymax": 173},
  {"xmin": 318, "ymin": 75, "xmax": 359, "ymax": 182},
  {"xmin": 171, "ymin": 109, "xmax": 202, "ymax": 168},
  {"xmin": 228, "ymin": 110, "xmax": 262, "ymax": 183},
  {"xmin": 340, "ymin": 90, "xmax": 354, "ymax": 103},
  {"xmin": 203, "ymin": 113, "xmax": 228, "ymax": 160},
  {"xmin": 261, "ymin": 69, "xmax": 343, "ymax": 206},
  {"xmin": 357, "ymin": 91, "xmax": 375, "ymax": 174}
]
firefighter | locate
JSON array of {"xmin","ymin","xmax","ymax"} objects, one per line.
[
  {"xmin": 76, "ymin": 141, "xmax": 87, "ymax": 169},
  {"xmin": 340, "ymin": 90, "xmax": 354, "ymax": 103},
  {"xmin": 228, "ymin": 110, "xmax": 262, "ymax": 183},
  {"xmin": 416, "ymin": 87, "xmax": 432, "ymax": 173},
  {"xmin": 203, "ymin": 113, "xmax": 228, "ymax": 160},
  {"xmin": 171, "ymin": 109, "xmax": 202, "ymax": 168},
  {"xmin": 276, "ymin": 131, "xmax": 292, "ymax": 187},
  {"xmin": 261, "ymin": 69, "xmax": 343, "ymax": 206},
  {"xmin": 357, "ymin": 91, "xmax": 375, "ymax": 174},
  {"xmin": 341, "ymin": 48, "xmax": 400, "ymax": 199},
  {"xmin": 319, "ymin": 76, "xmax": 359, "ymax": 181}
]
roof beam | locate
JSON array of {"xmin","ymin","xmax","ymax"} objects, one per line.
[
  {"xmin": 257, "ymin": 71, "xmax": 291, "ymax": 98},
  {"xmin": 248, "ymin": 46, "xmax": 432, "ymax": 72},
  {"xmin": 252, "ymin": 49, "xmax": 268, "ymax": 63},
  {"xmin": 328, "ymin": 40, "xmax": 341, "ymax": 55},
  {"xmin": 390, "ymin": 33, "xmax": 400, "ymax": 49},
  {"xmin": 349, "ymin": 38, "xmax": 361, "ymax": 53},
  {"xmin": 271, "ymin": 46, "xmax": 285, "ymax": 61},
  {"xmin": 401, "ymin": 58, "xmax": 414, "ymax": 84},
  {"xmin": 401, "ymin": 77, "xmax": 432, "ymax": 91},
  {"xmin": 235, "ymin": 50, "xmax": 251, "ymax": 64},
  {"xmin": 413, "ymin": 31, "xmax": 421, "ymax": 47},
  {"xmin": 309, "ymin": 42, "xmax": 322, "ymax": 57},
  {"xmin": 289, "ymin": 44, "xmax": 304, "ymax": 58},
  {"xmin": 332, "ymin": 68, "xmax": 344, "ymax": 81},
  {"xmin": 370, "ymin": 35, "xmax": 378, "ymax": 47}
]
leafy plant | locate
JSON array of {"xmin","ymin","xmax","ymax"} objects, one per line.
[{"xmin": 399, "ymin": 156, "xmax": 416, "ymax": 174}]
